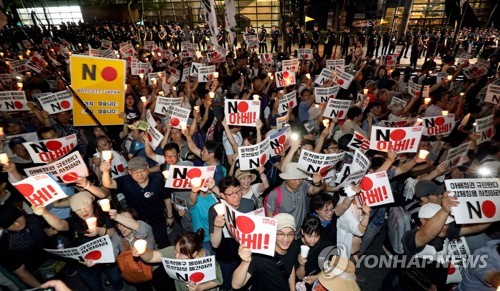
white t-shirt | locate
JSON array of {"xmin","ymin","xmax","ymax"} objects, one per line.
[{"xmin": 222, "ymin": 131, "xmax": 243, "ymax": 155}]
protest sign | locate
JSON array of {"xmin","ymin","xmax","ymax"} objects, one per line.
[
  {"xmin": 131, "ymin": 61, "xmax": 152, "ymax": 75},
  {"xmin": 101, "ymin": 39, "xmax": 112, "ymax": 49},
  {"xmin": 380, "ymin": 119, "xmax": 416, "ymax": 128},
  {"xmin": 382, "ymin": 55, "xmax": 397, "ymax": 67},
  {"xmin": 333, "ymin": 68, "xmax": 354, "ymax": 89},
  {"xmin": 326, "ymin": 59, "xmax": 344, "ymax": 72},
  {"xmin": 180, "ymin": 67, "xmax": 190, "ymax": 83},
  {"xmin": 441, "ymin": 142, "xmax": 470, "ymax": 172},
  {"xmin": 347, "ymin": 131, "xmax": 370, "ymax": 153},
  {"xmin": 335, "ymin": 150, "xmax": 370, "ymax": 187},
  {"xmin": 358, "ymin": 171, "xmax": 394, "ymax": 207},
  {"xmin": 181, "ymin": 41, "xmax": 198, "ymax": 52},
  {"xmin": 144, "ymin": 41, "xmax": 156, "ymax": 50},
  {"xmin": 164, "ymin": 165, "xmax": 216, "ymax": 192},
  {"xmin": 314, "ymin": 68, "xmax": 335, "ymax": 86},
  {"xmin": 388, "ymin": 96, "xmax": 407, "ymax": 110},
  {"xmin": 12, "ymin": 174, "xmax": 66, "ymax": 207},
  {"xmin": 198, "ymin": 65, "xmax": 216, "ymax": 82},
  {"xmin": 119, "ymin": 43, "xmax": 136, "ymax": 60},
  {"xmin": 282, "ymin": 59, "xmax": 299, "ymax": 72},
  {"xmin": 422, "ymin": 115, "xmax": 455, "ymax": 136},
  {"xmin": 0, "ymin": 91, "xmax": 29, "ymax": 111},
  {"xmin": 276, "ymin": 115, "xmax": 289, "ymax": 130},
  {"xmin": 369, "ymin": 126, "xmax": 423, "ymax": 153},
  {"xmin": 298, "ymin": 48, "xmax": 313, "ymax": 60},
  {"xmin": 23, "ymin": 134, "xmax": 77, "ymax": 164},
  {"xmin": 207, "ymin": 51, "xmax": 225, "ymax": 63},
  {"xmin": 278, "ymin": 91, "xmax": 297, "ymax": 114},
  {"xmin": 10, "ymin": 59, "xmax": 28, "ymax": 73},
  {"xmin": 323, "ymin": 98, "xmax": 351, "ymax": 119},
  {"xmin": 462, "ymin": 61, "xmax": 489, "ymax": 79},
  {"xmin": 485, "ymin": 84, "xmax": 500, "ymax": 105},
  {"xmin": 24, "ymin": 151, "xmax": 89, "ymax": 184},
  {"xmin": 408, "ymin": 80, "xmax": 430, "ymax": 98},
  {"xmin": 259, "ymin": 53, "xmax": 273, "ymax": 64},
  {"xmin": 70, "ymin": 55, "xmax": 126, "ymax": 126},
  {"xmin": 190, "ymin": 62, "xmax": 202, "ymax": 76},
  {"xmin": 179, "ymin": 51, "xmax": 195, "ymax": 59},
  {"xmin": 146, "ymin": 112, "xmax": 164, "ymax": 150},
  {"xmin": 446, "ymin": 237, "xmax": 471, "ymax": 284},
  {"xmin": 154, "ymin": 97, "xmax": 183, "ymax": 115},
  {"xmin": 162, "ymin": 256, "xmax": 216, "ymax": 284},
  {"xmin": 147, "ymin": 71, "xmax": 166, "ymax": 85},
  {"xmin": 297, "ymin": 149, "xmax": 344, "ymax": 175},
  {"xmin": 436, "ymin": 72, "xmax": 447, "ymax": 83},
  {"xmin": 474, "ymin": 115, "xmax": 494, "ymax": 145},
  {"xmin": 269, "ymin": 127, "xmax": 291, "ymax": 157},
  {"xmin": 238, "ymin": 138, "xmax": 270, "ymax": 170},
  {"xmin": 225, "ymin": 100, "xmax": 260, "ymax": 127},
  {"xmin": 444, "ymin": 178, "xmax": 500, "ymax": 224},
  {"xmin": 314, "ymin": 86, "xmax": 339, "ymax": 104},
  {"xmin": 26, "ymin": 53, "xmax": 47, "ymax": 73},
  {"xmin": 165, "ymin": 106, "xmax": 191, "ymax": 129},
  {"xmin": 44, "ymin": 235, "xmax": 115, "ymax": 264},
  {"xmin": 221, "ymin": 200, "xmax": 277, "ymax": 256},
  {"xmin": 275, "ymin": 70, "xmax": 296, "ymax": 88},
  {"xmin": 35, "ymin": 90, "xmax": 73, "ymax": 114},
  {"xmin": 89, "ymin": 48, "xmax": 115, "ymax": 59}
]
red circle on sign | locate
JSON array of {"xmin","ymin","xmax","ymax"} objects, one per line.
[
  {"xmin": 329, "ymin": 95, "xmax": 334, "ymax": 99},
  {"xmin": 20, "ymin": 66, "xmax": 26, "ymax": 70},
  {"xmin": 320, "ymin": 166, "xmax": 330, "ymax": 177},
  {"xmin": 117, "ymin": 164, "xmax": 125, "ymax": 172},
  {"xmin": 265, "ymin": 54, "xmax": 269, "ymax": 58},
  {"xmin": 304, "ymin": 54, "xmax": 309, "ymax": 59},
  {"xmin": 387, "ymin": 56, "xmax": 393, "ymax": 60},
  {"xmin": 482, "ymin": 200, "xmax": 496, "ymax": 218},
  {"xmin": 63, "ymin": 172, "xmax": 79, "ymax": 182},
  {"xmin": 236, "ymin": 216, "xmax": 255, "ymax": 234},
  {"xmin": 448, "ymin": 264, "xmax": 456, "ymax": 275},
  {"xmin": 360, "ymin": 177, "xmax": 373, "ymax": 191},
  {"xmin": 46, "ymin": 140, "xmax": 62, "ymax": 151},
  {"xmin": 101, "ymin": 67, "xmax": 118, "ymax": 82},
  {"xmin": 128, "ymin": 49, "xmax": 133, "ymax": 53},
  {"xmin": 187, "ymin": 168, "xmax": 202, "ymax": 179},
  {"xmin": 32, "ymin": 57, "xmax": 39, "ymax": 62},
  {"xmin": 415, "ymin": 92, "xmax": 421, "ymax": 97},
  {"xmin": 15, "ymin": 184, "xmax": 34, "ymax": 195},
  {"xmin": 237, "ymin": 102, "xmax": 249, "ymax": 112},
  {"xmin": 278, "ymin": 135, "xmax": 286, "ymax": 144},
  {"xmin": 289, "ymin": 101, "xmax": 294, "ymax": 107},
  {"xmin": 185, "ymin": 52, "xmax": 190, "ymax": 57},
  {"xmin": 14, "ymin": 101, "xmax": 24, "ymax": 109},
  {"xmin": 213, "ymin": 52, "xmax": 218, "ymax": 57},
  {"xmin": 260, "ymin": 154, "xmax": 267, "ymax": 165},
  {"xmin": 487, "ymin": 128, "xmax": 493, "ymax": 138},
  {"xmin": 140, "ymin": 69, "xmax": 145, "ymax": 73},
  {"xmin": 338, "ymin": 79, "xmax": 344, "ymax": 85},
  {"xmin": 338, "ymin": 110, "xmax": 344, "ymax": 118},
  {"xmin": 170, "ymin": 117, "xmax": 180, "ymax": 126},
  {"xmin": 189, "ymin": 272, "xmax": 205, "ymax": 283},
  {"xmin": 126, "ymin": 56, "xmax": 132, "ymax": 61},
  {"xmin": 434, "ymin": 117, "xmax": 445, "ymax": 126},
  {"xmin": 283, "ymin": 71, "xmax": 289, "ymax": 78},
  {"xmin": 60, "ymin": 101, "xmax": 71, "ymax": 109},
  {"xmin": 147, "ymin": 133, "xmax": 152, "ymax": 142},
  {"xmin": 390, "ymin": 129, "xmax": 406, "ymax": 141},
  {"xmin": 85, "ymin": 250, "xmax": 102, "ymax": 261},
  {"xmin": 291, "ymin": 66, "xmax": 296, "ymax": 70}
]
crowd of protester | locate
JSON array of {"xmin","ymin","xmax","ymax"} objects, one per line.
[{"xmin": 0, "ymin": 19, "xmax": 499, "ymax": 291}]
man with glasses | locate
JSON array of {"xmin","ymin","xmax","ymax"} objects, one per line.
[
  {"xmin": 232, "ymin": 213, "xmax": 300, "ymax": 291},
  {"xmin": 101, "ymin": 157, "xmax": 173, "ymax": 248}
]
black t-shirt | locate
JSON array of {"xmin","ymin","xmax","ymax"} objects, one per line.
[
  {"xmin": 295, "ymin": 238, "xmax": 333, "ymax": 278},
  {"xmin": 66, "ymin": 212, "xmax": 115, "ymax": 246}
]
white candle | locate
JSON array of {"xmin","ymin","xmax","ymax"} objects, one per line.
[
  {"xmin": 446, "ymin": 75, "xmax": 452, "ymax": 81},
  {"xmin": 85, "ymin": 217, "xmax": 97, "ymax": 230},
  {"xmin": 418, "ymin": 150, "xmax": 429, "ymax": 160},
  {"xmin": 101, "ymin": 150, "xmax": 113, "ymax": 161},
  {"xmin": 209, "ymin": 92, "xmax": 215, "ymax": 99},
  {"xmin": 442, "ymin": 111, "xmax": 448, "ymax": 116},
  {"xmin": 214, "ymin": 203, "xmax": 226, "ymax": 216},
  {"xmin": 140, "ymin": 96, "xmax": 147, "ymax": 103},
  {"xmin": 17, "ymin": 82, "xmax": 23, "ymax": 88},
  {"xmin": 194, "ymin": 106, "xmax": 200, "ymax": 112},
  {"xmin": 305, "ymin": 73, "xmax": 311, "ymax": 79},
  {"xmin": 291, "ymin": 133, "xmax": 299, "ymax": 141},
  {"xmin": 267, "ymin": 72, "xmax": 272, "ymax": 77},
  {"xmin": 158, "ymin": 91, "xmax": 164, "ymax": 96},
  {"xmin": 134, "ymin": 239, "xmax": 147, "ymax": 255},
  {"xmin": 151, "ymin": 78, "xmax": 157, "ymax": 84},
  {"xmin": 424, "ymin": 98, "xmax": 431, "ymax": 105},
  {"xmin": 314, "ymin": 104, "xmax": 319, "ymax": 108},
  {"xmin": 300, "ymin": 245, "xmax": 310, "ymax": 258},
  {"xmin": 0, "ymin": 153, "xmax": 9, "ymax": 165},
  {"xmin": 98, "ymin": 199, "xmax": 110, "ymax": 212},
  {"xmin": 180, "ymin": 121, "xmax": 187, "ymax": 130},
  {"xmin": 213, "ymin": 72, "xmax": 219, "ymax": 79},
  {"xmin": 162, "ymin": 170, "xmax": 169, "ymax": 179},
  {"xmin": 363, "ymin": 89, "xmax": 369, "ymax": 95},
  {"xmin": 190, "ymin": 177, "xmax": 203, "ymax": 188},
  {"xmin": 139, "ymin": 73, "xmax": 144, "ymax": 79},
  {"xmin": 322, "ymin": 119, "xmax": 330, "ymax": 127},
  {"xmin": 414, "ymin": 118, "xmax": 423, "ymax": 126},
  {"xmin": 173, "ymin": 86, "xmax": 177, "ymax": 91},
  {"xmin": 0, "ymin": 127, "xmax": 4, "ymax": 136},
  {"xmin": 253, "ymin": 94, "xmax": 260, "ymax": 101}
]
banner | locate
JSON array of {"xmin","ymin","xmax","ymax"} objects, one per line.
[
  {"xmin": 275, "ymin": 70, "xmax": 296, "ymax": 88},
  {"xmin": 278, "ymin": 91, "xmax": 297, "ymax": 114},
  {"xmin": 474, "ymin": 115, "xmax": 494, "ymax": 145},
  {"xmin": 0, "ymin": 91, "xmax": 29, "ymax": 111},
  {"xmin": 269, "ymin": 127, "xmax": 291, "ymax": 157},
  {"xmin": 237, "ymin": 138, "xmax": 270, "ymax": 170},
  {"xmin": 162, "ymin": 256, "xmax": 216, "ymax": 284},
  {"xmin": 154, "ymin": 97, "xmax": 183, "ymax": 115},
  {"xmin": 347, "ymin": 131, "xmax": 370, "ymax": 153},
  {"xmin": 445, "ymin": 178, "xmax": 500, "ymax": 224},
  {"xmin": 70, "ymin": 55, "xmax": 126, "ymax": 126},
  {"xmin": 441, "ymin": 142, "xmax": 470, "ymax": 172},
  {"xmin": 314, "ymin": 68, "xmax": 335, "ymax": 86},
  {"xmin": 358, "ymin": 171, "xmax": 394, "ymax": 207},
  {"xmin": 225, "ymin": 99, "xmax": 260, "ymax": 127},
  {"xmin": 422, "ymin": 115, "xmax": 455, "ymax": 136},
  {"xmin": 297, "ymin": 149, "xmax": 344, "ymax": 175},
  {"xmin": 323, "ymin": 98, "xmax": 351, "ymax": 119},
  {"xmin": 44, "ymin": 235, "xmax": 115, "ymax": 264},
  {"xmin": 369, "ymin": 126, "xmax": 423, "ymax": 153},
  {"xmin": 224, "ymin": 0, "xmax": 237, "ymax": 49},
  {"xmin": 335, "ymin": 150, "xmax": 370, "ymax": 187},
  {"xmin": 24, "ymin": 151, "xmax": 89, "ymax": 184},
  {"xmin": 164, "ymin": 165, "xmax": 216, "ymax": 192},
  {"xmin": 23, "ymin": 134, "xmax": 77, "ymax": 164},
  {"xmin": 35, "ymin": 90, "xmax": 73, "ymax": 114},
  {"xmin": 165, "ymin": 106, "xmax": 191, "ymax": 129},
  {"xmin": 485, "ymin": 84, "xmax": 500, "ymax": 105},
  {"xmin": 12, "ymin": 174, "xmax": 66, "ymax": 207},
  {"xmin": 201, "ymin": 0, "xmax": 220, "ymax": 44},
  {"xmin": 282, "ymin": 59, "xmax": 299, "ymax": 72},
  {"xmin": 298, "ymin": 48, "xmax": 313, "ymax": 60},
  {"xmin": 315, "ymin": 86, "xmax": 339, "ymax": 104},
  {"xmin": 326, "ymin": 59, "xmax": 344, "ymax": 72},
  {"xmin": 198, "ymin": 65, "xmax": 216, "ymax": 82},
  {"xmin": 221, "ymin": 200, "xmax": 277, "ymax": 256}
]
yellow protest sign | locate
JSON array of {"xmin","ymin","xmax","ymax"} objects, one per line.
[{"xmin": 70, "ymin": 55, "xmax": 126, "ymax": 126}]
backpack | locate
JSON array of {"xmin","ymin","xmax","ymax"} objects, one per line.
[
  {"xmin": 116, "ymin": 239, "xmax": 153, "ymax": 283},
  {"xmin": 264, "ymin": 186, "xmax": 283, "ymax": 216},
  {"xmin": 387, "ymin": 200, "xmax": 419, "ymax": 254}
]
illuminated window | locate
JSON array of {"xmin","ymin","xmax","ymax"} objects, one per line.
[{"xmin": 17, "ymin": 6, "xmax": 83, "ymax": 26}]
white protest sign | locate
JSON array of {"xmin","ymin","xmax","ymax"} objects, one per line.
[
  {"xmin": 190, "ymin": 62, "xmax": 202, "ymax": 76},
  {"xmin": 164, "ymin": 165, "xmax": 216, "ymax": 192},
  {"xmin": 369, "ymin": 126, "xmax": 423, "ymax": 153},
  {"xmin": 276, "ymin": 115, "xmax": 289, "ymax": 130},
  {"xmin": 198, "ymin": 65, "xmax": 216, "ymax": 82},
  {"xmin": 101, "ymin": 39, "xmax": 112, "ymax": 49},
  {"xmin": 166, "ymin": 106, "xmax": 191, "ymax": 129},
  {"xmin": 445, "ymin": 178, "xmax": 500, "ymax": 224},
  {"xmin": 358, "ymin": 171, "xmax": 394, "ymax": 207},
  {"xmin": 23, "ymin": 134, "xmax": 77, "ymax": 164},
  {"xmin": 24, "ymin": 151, "xmax": 89, "ymax": 184},
  {"xmin": 335, "ymin": 150, "xmax": 370, "ymax": 187},
  {"xmin": 154, "ymin": 97, "xmax": 183, "ymax": 115},
  {"xmin": 207, "ymin": 51, "xmax": 225, "ymax": 63},
  {"xmin": 278, "ymin": 91, "xmax": 297, "ymax": 114},
  {"xmin": 119, "ymin": 43, "xmax": 136, "ymax": 60},
  {"xmin": 0, "ymin": 91, "xmax": 29, "ymax": 111},
  {"xmin": 180, "ymin": 67, "xmax": 190, "ymax": 83},
  {"xmin": 275, "ymin": 70, "xmax": 296, "ymax": 88},
  {"xmin": 314, "ymin": 68, "xmax": 335, "ymax": 86},
  {"xmin": 323, "ymin": 98, "xmax": 351, "ymax": 119},
  {"xmin": 238, "ymin": 138, "xmax": 270, "ymax": 170},
  {"xmin": 221, "ymin": 199, "xmax": 278, "ymax": 256},
  {"xmin": 131, "ymin": 61, "xmax": 151, "ymax": 75},
  {"xmin": 436, "ymin": 72, "xmax": 447, "ymax": 83},
  {"xmin": 12, "ymin": 174, "xmax": 67, "ymax": 207},
  {"xmin": 441, "ymin": 142, "xmax": 470, "ymax": 172},
  {"xmin": 269, "ymin": 127, "xmax": 291, "ymax": 157},
  {"xmin": 474, "ymin": 115, "xmax": 494, "ymax": 145},
  {"xmin": 44, "ymin": 235, "xmax": 115, "ymax": 264},
  {"xmin": 388, "ymin": 96, "xmax": 407, "ymax": 110},
  {"xmin": 297, "ymin": 149, "xmax": 344, "ymax": 175},
  {"xmin": 380, "ymin": 119, "xmax": 416, "ymax": 128},
  {"xmin": 347, "ymin": 131, "xmax": 370, "ymax": 153},
  {"xmin": 382, "ymin": 55, "xmax": 397, "ymax": 67},
  {"xmin": 147, "ymin": 71, "xmax": 166, "ymax": 85},
  {"xmin": 146, "ymin": 112, "xmax": 164, "ymax": 150},
  {"xmin": 282, "ymin": 59, "xmax": 299, "ymax": 72},
  {"xmin": 298, "ymin": 48, "xmax": 313, "ymax": 60},
  {"xmin": 315, "ymin": 86, "xmax": 339, "ymax": 104},
  {"xmin": 422, "ymin": 115, "xmax": 455, "ymax": 136},
  {"xmin": 446, "ymin": 237, "xmax": 471, "ymax": 284},
  {"xmin": 485, "ymin": 84, "xmax": 500, "ymax": 105},
  {"xmin": 225, "ymin": 99, "xmax": 260, "ymax": 127},
  {"xmin": 259, "ymin": 53, "xmax": 273, "ymax": 64},
  {"xmin": 35, "ymin": 91, "xmax": 73, "ymax": 114},
  {"xmin": 333, "ymin": 68, "xmax": 354, "ymax": 89},
  {"xmin": 162, "ymin": 256, "xmax": 216, "ymax": 284},
  {"xmin": 144, "ymin": 41, "xmax": 156, "ymax": 50},
  {"xmin": 179, "ymin": 51, "xmax": 195, "ymax": 59},
  {"xmin": 326, "ymin": 59, "xmax": 344, "ymax": 72},
  {"xmin": 462, "ymin": 61, "xmax": 489, "ymax": 79}
]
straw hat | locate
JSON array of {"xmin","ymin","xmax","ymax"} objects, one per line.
[{"xmin": 318, "ymin": 255, "xmax": 360, "ymax": 291}]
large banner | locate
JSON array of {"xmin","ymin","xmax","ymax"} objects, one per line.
[
  {"xmin": 164, "ymin": 165, "xmax": 216, "ymax": 192},
  {"xmin": 12, "ymin": 174, "xmax": 67, "ymax": 207},
  {"xmin": 323, "ymin": 98, "xmax": 351, "ymax": 119},
  {"xmin": 315, "ymin": 86, "xmax": 339, "ymax": 104},
  {"xmin": 358, "ymin": 171, "xmax": 394, "ymax": 207},
  {"xmin": 0, "ymin": 91, "xmax": 29, "ymax": 111},
  {"xmin": 474, "ymin": 115, "xmax": 494, "ymax": 145},
  {"xmin": 237, "ymin": 138, "xmax": 270, "ymax": 170},
  {"xmin": 269, "ymin": 127, "xmax": 291, "ymax": 157},
  {"xmin": 225, "ymin": 100, "xmax": 260, "ymax": 127},
  {"xmin": 201, "ymin": 0, "xmax": 220, "ymax": 44},
  {"xmin": 24, "ymin": 151, "xmax": 89, "ymax": 184},
  {"xmin": 35, "ymin": 91, "xmax": 73, "ymax": 114},
  {"xmin": 297, "ymin": 149, "xmax": 344, "ymax": 175},
  {"xmin": 221, "ymin": 200, "xmax": 277, "ymax": 256},
  {"xmin": 422, "ymin": 115, "xmax": 455, "ymax": 136},
  {"xmin": 369, "ymin": 126, "xmax": 423, "ymax": 153},
  {"xmin": 44, "ymin": 235, "xmax": 115, "ymax": 264},
  {"xmin": 23, "ymin": 134, "xmax": 77, "ymax": 164},
  {"xmin": 162, "ymin": 256, "xmax": 216, "ymax": 284},
  {"xmin": 278, "ymin": 91, "xmax": 297, "ymax": 114},
  {"xmin": 70, "ymin": 55, "xmax": 126, "ymax": 126},
  {"xmin": 445, "ymin": 178, "xmax": 500, "ymax": 224}
]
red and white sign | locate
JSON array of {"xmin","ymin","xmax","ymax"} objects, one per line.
[
  {"xmin": 179, "ymin": 51, "xmax": 194, "ymax": 60},
  {"xmin": 24, "ymin": 151, "xmax": 89, "ymax": 184},
  {"xmin": 445, "ymin": 178, "xmax": 500, "ymax": 224},
  {"xmin": 259, "ymin": 53, "xmax": 273, "ymax": 64},
  {"xmin": 225, "ymin": 100, "xmax": 260, "ymax": 127},
  {"xmin": 278, "ymin": 91, "xmax": 297, "ymax": 114},
  {"xmin": 198, "ymin": 65, "xmax": 216, "ymax": 82},
  {"xmin": 298, "ymin": 48, "xmax": 313, "ymax": 60},
  {"xmin": 101, "ymin": 39, "xmax": 112, "ymax": 49},
  {"xmin": 282, "ymin": 59, "xmax": 299, "ymax": 72},
  {"xmin": 369, "ymin": 126, "xmax": 423, "ymax": 153},
  {"xmin": 146, "ymin": 111, "xmax": 164, "ymax": 150},
  {"xmin": 35, "ymin": 90, "xmax": 73, "ymax": 114},
  {"xmin": 238, "ymin": 138, "xmax": 270, "ymax": 170},
  {"xmin": 347, "ymin": 131, "xmax": 370, "ymax": 153},
  {"xmin": 26, "ymin": 53, "xmax": 47, "ymax": 73},
  {"xmin": 131, "ymin": 61, "xmax": 152, "ymax": 75},
  {"xmin": 44, "ymin": 235, "xmax": 115, "ymax": 264},
  {"xmin": 314, "ymin": 68, "xmax": 334, "ymax": 86},
  {"xmin": 269, "ymin": 127, "xmax": 291, "ymax": 157},
  {"xmin": 315, "ymin": 86, "xmax": 339, "ymax": 104},
  {"xmin": 9, "ymin": 59, "xmax": 28, "ymax": 73},
  {"xmin": 326, "ymin": 59, "xmax": 344, "ymax": 72},
  {"xmin": 164, "ymin": 165, "xmax": 216, "ymax": 192},
  {"xmin": 207, "ymin": 51, "xmax": 225, "ymax": 63},
  {"xmin": 335, "ymin": 151, "xmax": 369, "ymax": 187},
  {"xmin": 119, "ymin": 43, "xmax": 136, "ymax": 60},
  {"xmin": 96, "ymin": 150, "xmax": 128, "ymax": 179},
  {"xmin": 154, "ymin": 97, "xmax": 183, "ymax": 115},
  {"xmin": 23, "ymin": 134, "xmax": 77, "ymax": 164},
  {"xmin": 0, "ymin": 91, "xmax": 29, "ymax": 111},
  {"xmin": 275, "ymin": 70, "xmax": 296, "ymax": 88},
  {"xmin": 422, "ymin": 115, "xmax": 455, "ymax": 136},
  {"xmin": 382, "ymin": 55, "xmax": 397, "ymax": 67},
  {"xmin": 89, "ymin": 48, "xmax": 115, "ymax": 59},
  {"xmin": 297, "ymin": 149, "xmax": 344, "ymax": 176},
  {"xmin": 333, "ymin": 68, "xmax": 354, "ymax": 89},
  {"xmin": 358, "ymin": 171, "xmax": 394, "ymax": 207},
  {"xmin": 144, "ymin": 41, "xmax": 156, "ymax": 50},
  {"xmin": 276, "ymin": 115, "xmax": 289, "ymax": 130},
  {"xmin": 190, "ymin": 62, "xmax": 202, "ymax": 76},
  {"xmin": 474, "ymin": 115, "xmax": 494, "ymax": 145},
  {"xmin": 12, "ymin": 174, "xmax": 67, "ymax": 207},
  {"xmin": 441, "ymin": 142, "xmax": 470, "ymax": 172},
  {"xmin": 165, "ymin": 106, "xmax": 191, "ymax": 129},
  {"xmin": 462, "ymin": 60, "xmax": 489, "ymax": 79},
  {"xmin": 221, "ymin": 199, "xmax": 278, "ymax": 256},
  {"xmin": 323, "ymin": 98, "xmax": 351, "ymax": 119},
  {"xmin": 162, "ymin": 256, "xmax": 216, "ymax": 284},
  {"xmin": 408, "ymin": 80, "xmax": 429, "ymax": 98},
  {"xmin": 485, "ymin": 84, "xmax": 500, "ymax": 105}
]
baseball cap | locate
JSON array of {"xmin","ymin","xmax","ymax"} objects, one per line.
[
  {"xmin": 8, "ymin": 137, "xmax": 27, "ymax": 150},
  {"xmin": 127, "ymin": 120, "xmax": 148, "ymax": 132},
  {"xmin": 127, "ymin": 157, "xmax": 148, "ymax": 172},
  {"xmin": 418, "ymin": 203, "xmax": 454, "ymax": 224},
  {"xmin": 415, "ymin": 181, "xmax": 446, "ymax": 198},
  {"xmin": 274, "ymin": 213, "xmax": 296, "ymax": 231}
]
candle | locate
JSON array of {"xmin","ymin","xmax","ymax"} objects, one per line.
[
  {"xmin": 158, "ymin": 91, "xmax": 164, "ymax": 96},
  {"xmin": 253, "ymin": 94, "xmax": 260, "ymax": 101},
  {"xmin": 85, "ymin": 217, "xmax": 97, "ymax": 230},
  {"xmin": 0, "ymin": 127, "xmax": 4, "ymax": 136},
  {"xmin": 424, "ymin": 98, "xmax": 431, "ymax": 105},
  {"xmin": 446, "ymin": 75, "xmax": 452, "ymax": 81},
  {"xmin": 363, "ymin": 89, "xmax": 369, "ymax": 95},
  {"xmin": 0, "ymin": 153, "xmax": 9, "ymax": 165},
  {"xmin": 267, "ymin": 72, "xmax": 272, "ymax": 77},
  {"xmin": 291, "ymin": 133, "xmax": 299, "ymax": 141},
  {"xmin": 151, "ymin": 78, "xmax": 157, "ymax": 84},
  {"xmin": 306, "ymin": 73, "xmax": 311, "ymax": 79},
  {"xmin": 429, "ymin": 70, "xmax": 433, "ymax": 75},
  {"xmin": 314, "ymin": 104, "xmax": 319, "ymax": 108},
  {"xmin": 101, "ymin": 150, "xmax": 113, "ymax": 161},
  {"xmin": 98, "ymin": 199, "xmax": 110, "ymax": 212},
  {"xmin": 442, "ymin": 111, "xmax": 448, "ymax": 116},
  {"xmin": 180, "ymin": 121, "xmax": 187, "ymax": 130},
  {"xmin": 460, "ymin": 92, "xmax": 464, "ymax": 97},
  {"xmin": 209, "ymin": 92, "xmax": 215, "ymax": 99},
  {"xmin": 214, "ymin": 203, "xmax": 226, "ymax": 216},
  {"xmin": 279, "ymin": 90, "xmax": 284, "ymax": 95},
  {"xmin": 140, "ymin": 96, "xmax": 147, "ymax": 103},
  {"xmin": 414, "ymin": 118, "xmax": 423, "ymax": 126},
  {"xmin": 322, "ymin": 119, "xmax": 330, "ymax": 127},
  {"xmin": 190, "ymin": 177, "xmax": 203, "ymax": 188},
  {"xmin": 213, "ymin": 72, "xmax": 219, "ymax": 79},
  {"xmin": 173, "ymin": 86, "xmax": 177, "ymax": 91},
  {"xmin": 124, "ymin": 84, "xmax": 128, "ymax": 90},
  {"xmin": 162, "ymin": 170, "xmax": 169, "ymax": 179},
  {"xmin": 473, "ymin": 122, "xmax": 477, "ymax": 132},
  {"xmin": 134, "ymin": 239, "xmax": 147, "ymax": 255},
  {"xmin": 194, "ymin": 106, "xmax": 200, "ymax": 112},
  {"xmin": 139, "ymin": 73, "xmax": 144, "ymax": 79},
  {"xmin": 270, "ymin": 76, "xmax": 274, "ymax": 80},
  {"xmin": 17, "ymin": 82, "xmax": 23, "ymax": 88},
  {"xmin": 300, "ymin": 245, "xmax": 310, "ymax": 258},
  {"xmin": 418, "ymin": 150, "xmax": 429, "ymax": 160}
]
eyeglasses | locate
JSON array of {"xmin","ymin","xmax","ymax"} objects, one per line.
[
  {"xmin": 224, "ymin": 188, "xmax": 242, "ymax": 198},
  {"xmin": 277, "ymin": 232, "xmax": 295, "ymax": 239}
]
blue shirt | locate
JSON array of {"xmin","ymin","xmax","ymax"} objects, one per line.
[{"xmin": 189, "ymin": 193, "xmax": 217, "ymax": 242}]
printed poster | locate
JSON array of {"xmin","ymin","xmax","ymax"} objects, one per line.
[{"xmin": 12, "ymin": 174, "xmax": 67, "ymax": 207}]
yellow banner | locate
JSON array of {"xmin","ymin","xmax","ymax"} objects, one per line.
[{"xmin": 70, "ymin": 55, "xmax": 126, "ymax": 126}]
